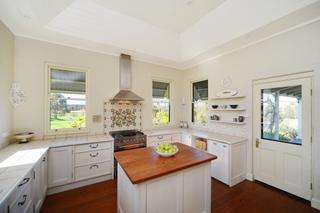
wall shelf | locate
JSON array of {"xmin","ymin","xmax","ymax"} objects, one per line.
[
  {"xmin": 210, "ymin": 120, "xmax": 246, "ymax": 125},
  {"xmin": 211, "ymin": 95, "xmax": 246, "ymax": 100}
]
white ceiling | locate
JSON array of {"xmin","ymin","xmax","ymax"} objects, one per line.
[
  {"xmin": 0, "ymin": 0, "xmax": 319, "ymax": 69},
  {"xmin": 93, "ymin": 0, "xmax": 226, "ymax": 33}
]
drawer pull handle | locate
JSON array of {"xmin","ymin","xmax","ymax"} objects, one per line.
[
  {"xmin": 222, "ymin": 145, "xmax": 227, "ymax": 148},
  {"xmin": 90, "ymin": 153, "xmax": 99, "ymax": 157},
  {"xmin": 89, "ymin": 164, "xmax": 99, "ymax": 169},
  {"xmin": 157, "ymin": 136, "xmax": 163, "ymax": 139},
  {"xmin": 89, "ymin": 144, "xmax": 99, "ymax": 148},
  {"xmin": 18, "ymin": 195, "xmax": 27, "ymax": 206},
  {"xmin": 18, "ymin": 178, "xmax": 30, "ymax": 187}
]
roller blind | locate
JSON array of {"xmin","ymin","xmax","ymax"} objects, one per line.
[
  {"xmin": 193, "ymin": 80, "xmax": 208, "ymax": 101},
  {"xmin": 50, "ymin": 69, "xmax": 86, "ymax": 94},
  {"xmin": 152, "ymin": 81, "xmax": 170, "ymax": 99}
]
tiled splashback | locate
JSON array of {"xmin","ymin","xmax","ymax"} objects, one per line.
[{"xmin": 104, "ymin": 102, "xmax": 142, "ymax": 132}]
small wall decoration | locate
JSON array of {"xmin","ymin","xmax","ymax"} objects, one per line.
[
  {"xmin": 9, "ymin": 82, "xmax": 26, "ymax": 108},
  {"xmin": 104, "ymin": 102, "xmax": 142, "ymax": 132},
  {"xmin": 220, "ymin": 77, "xmax": 232, "ymax": 88}
]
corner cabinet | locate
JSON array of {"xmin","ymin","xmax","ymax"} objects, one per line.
[
  {"xmin": 48, "ymin": 146, "xmax": 73, "ymax": 188},
  {"xmin": 207, "ymin": 139, "xmax": 246, "ymax": 186}
]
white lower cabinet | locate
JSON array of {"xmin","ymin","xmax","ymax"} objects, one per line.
[
  {"xmin": 33, "ymin": 153, "xmax": 47, "ymax": 213},
  {"xmin": 7, "ymin": 171, "xmax": 33, "ymax": 213},
  {"xmin": 182, "ymin": 133, "xmax": 192, "ymax": 146},
  {"xmin": 74, "ymin": 142, "xmax": 113, "ymax": 182},
  {"xmin": 207, "ymin": 140, "xmax": 246, "ymax": 186},
  {"xmin": 118, "ymin": 163, "xmax": 211, "ymax": 213},
  {"xmin": 48, "ymin": 146, "xmax": 73, "ymax": 188},
  {"xmin": 147, "ymin": 133, "xmax": 182, "ymax": 147}
]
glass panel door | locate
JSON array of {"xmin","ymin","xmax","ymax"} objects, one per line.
[{"xmin": 261, "ymin": 85, "xmax": 302, "ymax": 145}]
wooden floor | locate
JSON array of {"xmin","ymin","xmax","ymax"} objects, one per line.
[{"xmin": 41, "ymin": 178, "xmax": 319, "ymax": 213}]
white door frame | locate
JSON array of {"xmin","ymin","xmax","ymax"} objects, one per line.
[{"xmin": 252, "ymin": 71, "xmax": 314, "ymax": 199}]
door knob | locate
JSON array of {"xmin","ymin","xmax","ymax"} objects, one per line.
[{"xmin": 256, "ymin": 138, "xmax": 261, "ymax": 148}]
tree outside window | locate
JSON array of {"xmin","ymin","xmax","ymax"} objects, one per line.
[
  {"xmin": 49, "ymin": 67, "xmax": 87, "ymax": 131},
  {"xmin": 152, "ymin": 81, "xmax": 170, "ymax": 125},
  {"xmin": 192, "ymin": 80, "xmax": 208, "ymax": 124}
]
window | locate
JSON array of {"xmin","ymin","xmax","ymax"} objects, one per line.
[
  {"xmin": 261, "ymin": 85, "xmax": 302, "ymax": 145},
  {"xmin": 192, "ymin": 80, "xmax": 208, "ymax": 124},
  {"xmin": 48, "ymin": 65, "xmax": 87, "ymax": 131},
  {"xmin": 152, "ymin": 81, "xmax": 170, "ymax": 125}
]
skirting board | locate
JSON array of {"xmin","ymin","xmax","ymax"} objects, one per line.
[
  {"xmin": 246, "ymin": 173, "xmax": 254, "ymax": 181},
  {"xmin": 312, "ymin": 198, "xmax": 320, "ymax": 210},
  {"xmin": 47, "ymin": 174, "xmax": 113, "ymax": 195}
]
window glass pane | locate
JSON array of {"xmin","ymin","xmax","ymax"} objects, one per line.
[
  {"xmin": 49, "ymin": 68, "xmax": 86, "ymax": 130},
  {"xmin": 192, "ymin": 101, "xmax": 208, "ymax": 124},
  {"xmin": 261, "ymin": 85, "xmax": 302, "ymax": 145},
  {"xmin": 193, "ymin": 80, "xmax": 208, "ymax": 101},
  {"xmin": 152, "ymin": 81, "xmax": 170, "ymax": 124},
  {"xmin": 192, "ymin": 80, "xmax": 208, "ymax": 124}
]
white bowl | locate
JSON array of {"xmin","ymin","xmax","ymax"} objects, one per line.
[
  {"xmin": 154, "ymin": 147, "xmax": 179, "ymax": 157},
  {"xmin": 14, "ymin": 132, "xmax": 34, "ymax": 143}
]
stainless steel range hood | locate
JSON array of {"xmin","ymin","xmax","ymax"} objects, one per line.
[{"xmin": 110, "ymin": 54, "xmax": 144, "ymax": 102}]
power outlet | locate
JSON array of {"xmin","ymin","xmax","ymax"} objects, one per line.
[
  {"xmin": 1, "ymin": 132, "xmax": 9, "ymax": 138},
  {"xmin": 92, "ymin": 115, "xmax": 102, "ymax": 123}
]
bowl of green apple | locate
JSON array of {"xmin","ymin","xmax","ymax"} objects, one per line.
[{"xmin": 154, "ymin": 142, "xmax": 179, "ymax": 157}]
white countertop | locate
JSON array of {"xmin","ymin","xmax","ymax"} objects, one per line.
[
  {"xmin": 0, "ymin": 134, "xmax": 113, "ymax": 204},
  {"xmin": 144, "ymin": 128, "xmax": 247, "ymax": 144}
]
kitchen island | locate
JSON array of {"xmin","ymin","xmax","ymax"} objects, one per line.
[{"xmin": 114, "ymin": 143, "xmax": 217, "ymax": 213}]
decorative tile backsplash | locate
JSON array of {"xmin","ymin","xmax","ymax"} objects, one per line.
[{"xmin": 104, "ymin": 102, "xmax": 142, "ymax": 132}]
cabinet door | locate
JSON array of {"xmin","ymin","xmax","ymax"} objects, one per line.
[
  {"xmin": 33, "ymin": 161, "xmax": 41, "ymax": 213},
  {"xmin": 207, "ymin": 140, "xmax": 229, "ymax": 184},
  {"xmin": 182, "ymin": 133, "xmax": 192, "ymax": 146},
  {"xmin": 40, "ymin": 154, "xmax": 48, "ymax": 198},
  {"xmin": 171, "ymin": 134, "xmax": 182, "ymax": 143},
  {"xmin": 33, "ymin": 153, "xmax": 48, "ymax": 213},
  {"xmin": 48, "ymin": 146, "xmax": 73, "ymax": 188}
]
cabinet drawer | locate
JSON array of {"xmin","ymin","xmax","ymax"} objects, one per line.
[
  {"xmin": 75, "ymin": 142, "xmax": 112, "ymax": 153},
  {"xmin": 148, "ymin": 135, "xmax": 171, "ymax": 143},
  {"xmin": 75, "ymin": 149, "xmax": 112, "ymax": 166},
  {"xmin": 10, "ymin": 181, "xmax": 32, "ymax": 213},
  {"xmin": 8, "ymin": 170, "xmax": 32, "ymax": 205},
  {"xmin": 171, "ymin": 134, "xmax": 181, "ymax": 142},
  {"xmin": 74, "ymin": 161, "xmax": 112, "ymax": 181}
]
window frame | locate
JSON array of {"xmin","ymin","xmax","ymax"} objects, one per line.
[
  {"xmin": 45, "ymin": 63, "xmax": 89, "ymax": 135},
  {"xmin": 191, "ymin": 79, "xmax": 209, "ymax": 126},
  {"xmin": 152, "ymin": 79, "xmax": 172, "ymax": 126}
]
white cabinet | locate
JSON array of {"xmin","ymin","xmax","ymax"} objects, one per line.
[
  {"xmin": 7, "ymin": 171, "xmax": 33, "ymax": 213},
  {"xmin": 33, "ymin": 153, "xmax": 47, "ymax": 213},
  {"xmin": 147, "ymin": 133, "xmax": 182, "ymax": 147},
  {"xmin": 118, "ymin": 163, "xmax": 211, "ymax": 213},
  {"xmin": 48, "ymin": 146, "xmax": 73, "ymax": 188},
  {"xmin": 74, "ymin": 142, "xmax": 113, "ymax": 182},
  {"xmin": 182, "ymin": 133, "xmax": 192, "ymax": 146},
  {"xmin": 207, "ymin": 140, "xmax": 246, "ymax": 186}
]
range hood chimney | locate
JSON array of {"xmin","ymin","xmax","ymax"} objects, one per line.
[{"xmin": 110, "ymin": 54, "xmax": 144, "ymax": 102}]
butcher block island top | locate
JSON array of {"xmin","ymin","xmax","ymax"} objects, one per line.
[{"xmin": 114, "ymin": 143, "xmax": 217, "ymax": 184}]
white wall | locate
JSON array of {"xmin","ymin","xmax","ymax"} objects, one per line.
[
  {"xmin": 182, "ymin": 20, "xmax": 320, "ymax": 207},
  {"xmin": 13, "ymin": 37, "xmax": 183, "ymax": 136},
  {"xmin": 0, "ymin": 20, "xmax": 14, "ymax": 148}
]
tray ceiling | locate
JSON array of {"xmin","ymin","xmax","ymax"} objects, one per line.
[{"xmin": 0, "ymin": 0, "xmax": 319, "ymax": 69}]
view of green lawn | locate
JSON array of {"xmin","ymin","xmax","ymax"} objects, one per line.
[{"xmin": 50, "ymin": 113, "xmax": 85, "ymax": 129}]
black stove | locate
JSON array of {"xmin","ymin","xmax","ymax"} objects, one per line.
[
  {"xmin": 110, "ymin": 130, "xmax": 146, "ymax": 152},
  {"xmin": 110, "ymin": 130, "xmax": 146, "ymax": 178}
]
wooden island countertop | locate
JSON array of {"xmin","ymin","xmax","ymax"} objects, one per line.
[{"xmin": 114, "ymin": 143, "xmax": 217, "ymax": 184}]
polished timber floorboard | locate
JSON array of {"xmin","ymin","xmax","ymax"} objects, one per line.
[{"xmin": 41, "ymin": 178, "xmax": 319, "ymax": 213}]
